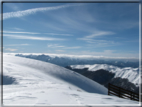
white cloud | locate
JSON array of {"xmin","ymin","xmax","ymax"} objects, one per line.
[
  {"xmin": 79, "ymin": 31, "xmax": 115, "ymax": 41},
  {"xmin": 5, "ymin": 44, "xmax": 29, "ymax": 46},
  {"xmin": 5, "ymin": 48, "xmax": 17, "ymax": 51},
  {"xmin": 4, "ymin": 34, "xmax": 65, "ymax": 41},
  {"xmin": 85, "ymin": 31, "xmax": 114, "ymax": 38},
  {"xmin": 84, "ymin": 39, "xmax": 121, "ymax": 48},
  {"xmin": 47, "ymin": 44, "xmax": 81, "ymax": 49},
  {"xmin": 55, "ymin": 50, "xmax": 65, "ymax": 52},
  {"xmin": 77, "ymin": 30, "xmax": 118, "ymax": 47},
  {"xmin": 4, "ymin": 31, "xmax": 40, "ymax": 34},
  {"xmin": 44, "ymin": 33, "xmax": 73, "ymax": 36},
  {"xmin": 3, "ymin": 30, "xmax": 73, "ymax": 36},
  {"xmin": 69, "ymin": 50, "xmax": 139, "ymax": 58},
  {"xmin": 63, "ymin": 46, "xmax": 81, "ymax": 49},
  {"xmin": 48, "ymin": 44, "xmax": 65, "ymax": 48},
  {"xmin": 3, "ymin": 4, "xmax": 79, "ymax": 20},
  {"xmin": 12, "ymin": 28, "xmax": 23, "ymax": 30}
]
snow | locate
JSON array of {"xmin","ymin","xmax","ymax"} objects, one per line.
[
  {"xmin": 2, "ymin": 54, "xmax": 139, "ymax": 106},
  {"xmin": 70, "ymin": 64, "xmax": 140, "ymax": 86}
]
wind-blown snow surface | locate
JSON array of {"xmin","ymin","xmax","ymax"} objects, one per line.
[
  {"xmin": 3, "ymin": 55, "xmax": 138, "ymax": 105},
  {"xmin": 70, "ymin": 64, "xmax": 139, "ymax": 87}
]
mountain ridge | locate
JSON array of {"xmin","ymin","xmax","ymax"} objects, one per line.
[
  {"xmin": 12, "ymin": 53, "xmax": 139, "ymax": 68},
  {"xmin": 66, "ymin": 64, "xmax": 140, "ymax": 93}
]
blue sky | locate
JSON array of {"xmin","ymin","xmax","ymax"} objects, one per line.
[{"xmin": 3, "ymin": 3, "xmax": 139, "ymax": 58}]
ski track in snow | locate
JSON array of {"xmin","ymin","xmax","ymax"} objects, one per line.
[{"xmin": 2, "ymin": 54, "xmax": 139, "ymax": 106}]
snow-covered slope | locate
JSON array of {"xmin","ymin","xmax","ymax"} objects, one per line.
[
  {"xmin": 3, "ymin": 55, "xmax": 139, "ymax": 105},
  {"xmin": 70, "ymin": 64, "xmax": 139, "ymax": 86}
]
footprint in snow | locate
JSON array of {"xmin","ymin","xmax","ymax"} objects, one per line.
[{"xmin": 71, "ymin": 94, "xmax": 83, "ymax": 104}]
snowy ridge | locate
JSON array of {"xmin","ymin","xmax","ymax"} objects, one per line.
[
  {"xmin": 10, "ymin": 53, "xmax": 139, "ymax": 68},
  {"xmin": 3, "ymin": 55, "xmax": 107, "ymax": 94},
  {"xmin": 70, "ymin": 64, "xmax": 139, "ymax": 86},
  {"xmin": 6, "ymin": 53, "xmax": 139, "ymax": 59},
  {"xmin": 3, "ymin": 55, "xmax": 138, "ymax": 105}
]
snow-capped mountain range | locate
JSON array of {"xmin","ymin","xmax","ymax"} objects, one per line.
[
  {"xmin": 69, "ymin": 64, "xmax": 139, "ymax": 86},
  {"xmin": 12, "ymin": 53, "xmax": 139, "ymax": 68},
  {"xmin": 2, "ymin": 54, "xmax": 139, "ymax": 105},
  {"xmin": 66, "ymin": 64, "xmax": 140, "ymax": 94}
]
